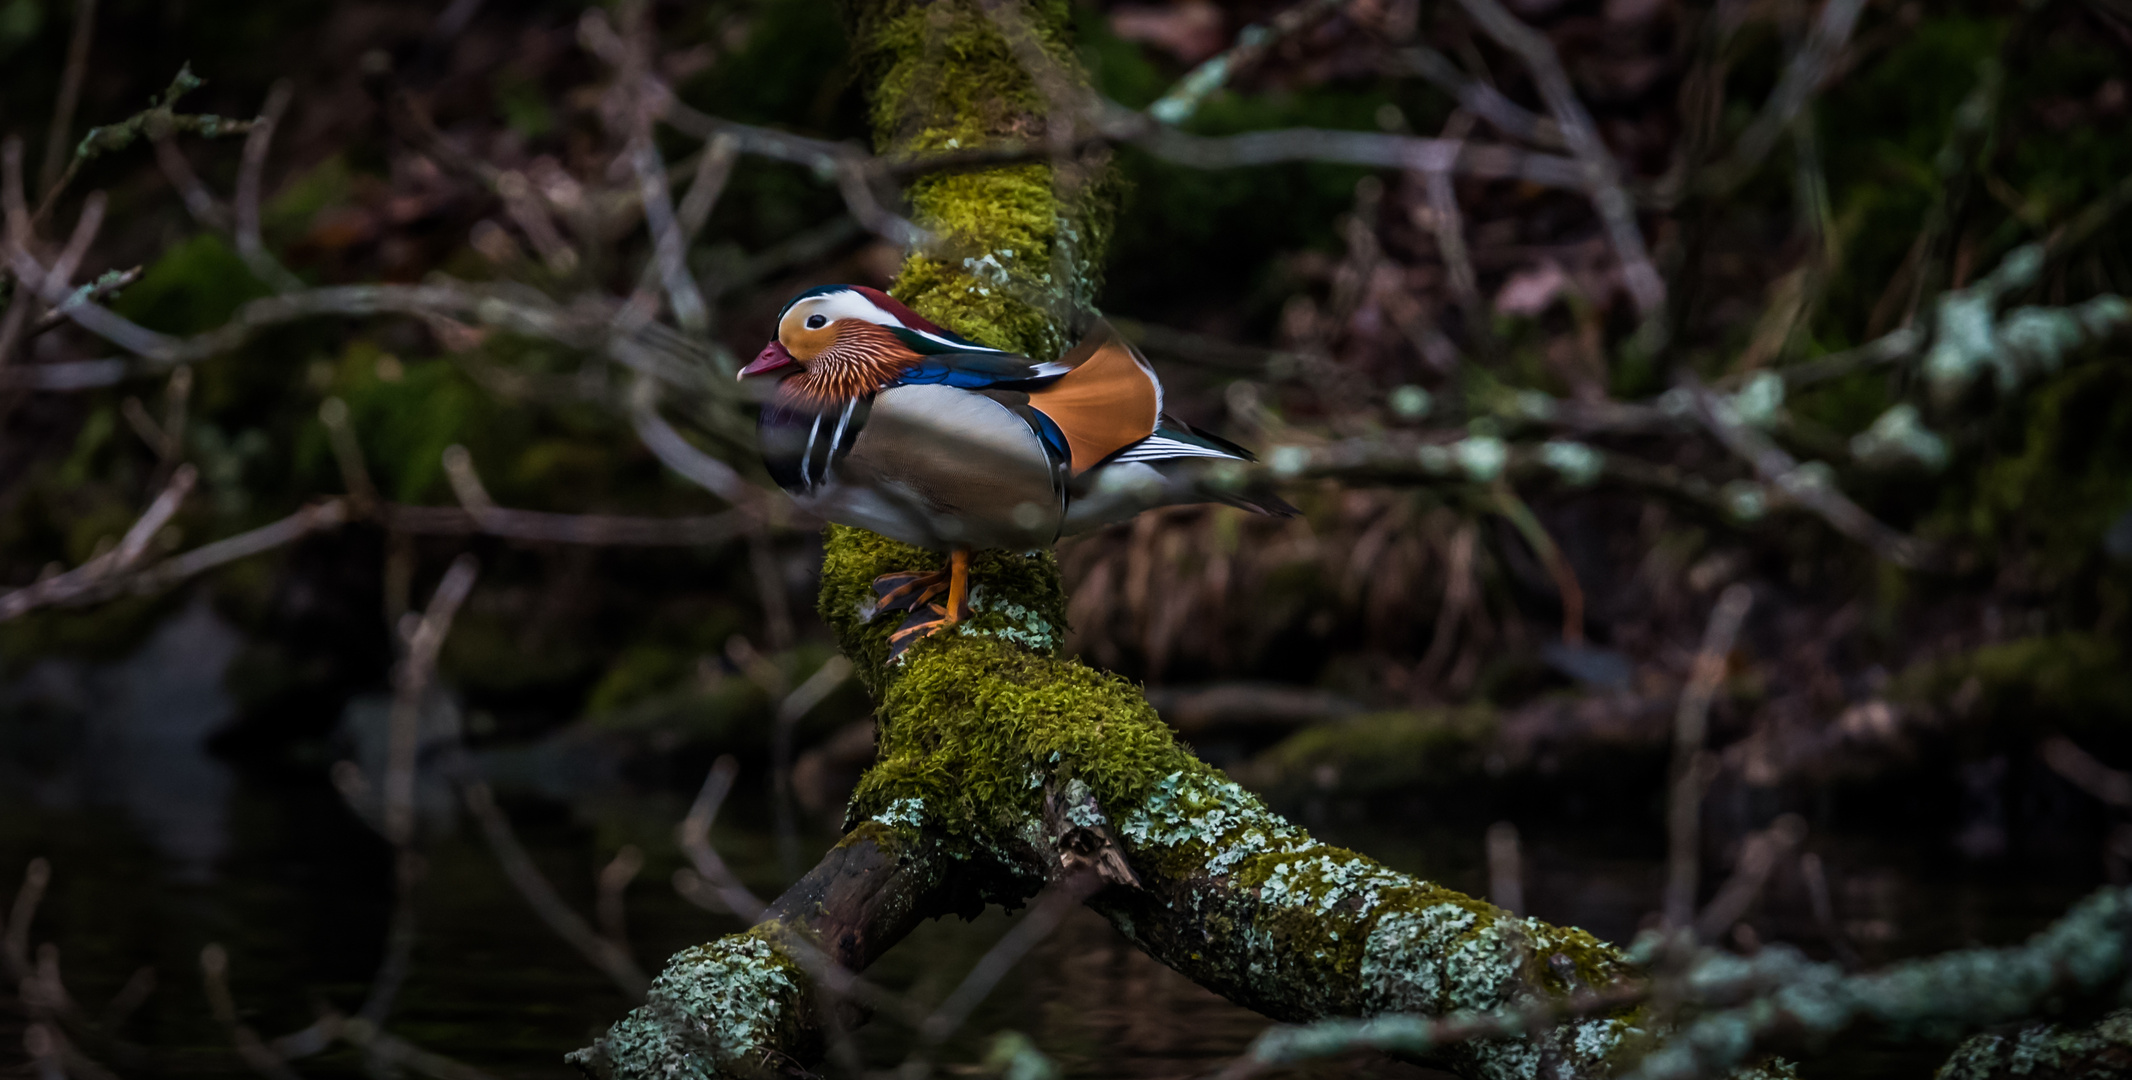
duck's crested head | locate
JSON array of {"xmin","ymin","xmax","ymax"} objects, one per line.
[{"xmin": 742, "ymin": 285, "xmax": 1009, "ymax": 384}]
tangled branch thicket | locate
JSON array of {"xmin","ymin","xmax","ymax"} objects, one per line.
[{"xmin": 2, "ymin": 0, "xmax": 2131, "ymax": 1078}]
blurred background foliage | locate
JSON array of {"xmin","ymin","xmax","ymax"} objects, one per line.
[{"xmin": 1, "ymin": 0, "xmax": 2130, "ymax": 1073}]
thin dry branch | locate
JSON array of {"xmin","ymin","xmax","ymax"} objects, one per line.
[
  {"xmin": 1694, "ymin": 815, "xmax": 1806, "ymax": 941},
  {"xmin": 47, "ymin": 192, "xmax": 104, "ymax": 289},
  {"xmin": 1148, "ymin": 0, "xmax": 1349, "ymax": 125},
  {"xmin": 0, "ymin": 465, "xmax": 197, "ymax": 619},
  {"xmin": 674, "ymin": 755, "xmax": 768, "ymax": 920},
  {"xmin": 1703, "ymin": 0, "xmax": 1869, "ymax": 194},
  {"xmin": 1664, "ymin": 583, "xmax": 1754, "ymax": 932},
  {"xmin": 383, "ymin": 555, "xmax": 479, "ymax": 847},
  {"xmin": 1449, "ymin": 0, "xmax": 1665, "ymax": 316},
  {"xmin": 1683, "ymin": 380, "xmax": 1933, "ymax": 569},
  {"xmin": 153, "ymin": 136, "xmax": 230, "ymax": 228},
  {"xmin": 235, "ymin": 81, "xmax": 303, "ymax": 294},
  {"xmin": 38, "ymin": 0, "xmax": 99, "ymax": 195},
  {"xmin": 440, "ymin": 444, "xmax": 748, "ymax": 545},
  {"xmin": 199, "ymin": 945, "xmax": 303, "ymax": 1080},
  {"xmin": 34, "ymin": 65, "xmax": 260, "ymax": 226},
  {"xmin": 1387, "ymin": 46, "xmax": 1561, "ymax": 148},
  {"xmin": 461, "ymin": 777, "xmax": 653, "ymax": 998},
  {"xmin": 29, "ymin": 266, "xmax": 140, "ymax": 335},
  {"xmin": 906, "ymin": 873, "xmax": 1102, "ymax": 1067}
]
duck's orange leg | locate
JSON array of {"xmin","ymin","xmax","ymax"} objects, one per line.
[
  {"xmin": 943, "ymin": 547, "xmax": 971, "ymax": 624},
  {"xmin": 875, "ymin": 547, "xmax": 974, "ymax": 661}
]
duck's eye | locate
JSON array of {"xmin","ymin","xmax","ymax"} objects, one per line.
[{"xmin": 805, "ymin": 314, "xmax": 828, "ymax": 329}]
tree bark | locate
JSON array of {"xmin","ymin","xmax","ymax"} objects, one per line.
[{"xmin": 570, "ymin": 3, "xmax": 1650, "ymax": 1078}]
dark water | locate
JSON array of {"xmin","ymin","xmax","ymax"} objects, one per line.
[{"xmin": 1, "ymin": 604, "xmax": 2106, "ymax": 1078}]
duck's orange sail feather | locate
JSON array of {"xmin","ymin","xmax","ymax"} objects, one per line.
[{"xmin": 1027, "ymin": 325, "xmax": 1161, "ymax": 475}]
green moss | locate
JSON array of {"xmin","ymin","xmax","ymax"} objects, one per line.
[
  {"xmin": 1950, "ymin": 361, "xmax": 2132, "ymax": 576},
  {"xmin": 113, "ymin": 234, "xmax": 271, "ymax": 336},
  {"xmin": 846, "ymin": 0, "xmax": 1111, "ymax": 362},
  {"xmin": 1890, "ymin": 632, "xmax": 2132, "ymax": 741}
]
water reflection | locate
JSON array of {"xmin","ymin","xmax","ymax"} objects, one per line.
[
  {"xmin": 0, "ymin": 604, "xmax": 2109, "ymax": 1078},
  {"xmin": 5, "ymin": 598, "xmax": 240, "ymax": 882}
]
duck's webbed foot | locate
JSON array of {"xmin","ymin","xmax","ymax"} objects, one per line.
[{"xmin": 867, "ymin": 549, "xmax": 972, "ymax": 662}]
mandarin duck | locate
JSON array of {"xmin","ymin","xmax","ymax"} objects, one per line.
[{"xmin": 741, "ymin": 284, "xmax": 1294, "ymax": 658}]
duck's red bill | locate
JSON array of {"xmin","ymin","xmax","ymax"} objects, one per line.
[{"xmin": 740, "ymin": 341, "xmax": 796, "ymax": 378}]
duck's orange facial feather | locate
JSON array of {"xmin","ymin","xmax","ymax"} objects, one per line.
[
  {"xmin": 773, "ymin": 319, "xmax": 920, "ymax": 405},
  {"xmin": 777, "ymin": 306, "xmax": 840, "ymax": 362}
]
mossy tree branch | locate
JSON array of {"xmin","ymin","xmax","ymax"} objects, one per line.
[{"xmin": 570, "ymin": 4, "xmax": 1654, "ymax": 1078}]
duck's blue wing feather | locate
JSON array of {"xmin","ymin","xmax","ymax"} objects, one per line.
[{"xmin": 888, "ymin": 350, "xmax": 1071, "ymax": 390}]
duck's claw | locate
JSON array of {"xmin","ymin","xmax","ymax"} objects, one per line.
[
  {"xmin": 884, "ymin": 602, "xmax": 954, "ymax": 662},
  {"xmin": 871, "ymin": 553, "xmax": 973, "ymax": 663},
  {"xmin": 870, "ymin": 569, "xmax": 949, "ymax": 618}
]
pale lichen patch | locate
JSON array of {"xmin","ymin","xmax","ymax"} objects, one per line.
[{"xmin": 572, "ymin": 934, "xmax": 802, "ymax": 1080}]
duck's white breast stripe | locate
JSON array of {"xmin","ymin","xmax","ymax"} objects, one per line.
[
  {"xmin": 827, "ymin": 399, "xmax": 857, "ymax": 481},
  {"xmin": 801, "ymin": 413, "xmax": 823, "ymax": 488}
]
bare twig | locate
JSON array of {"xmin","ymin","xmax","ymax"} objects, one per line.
[
  {"xmin": 1449, "ymin": 0, "xmax": 1665, "ymax": 317},
  {"xmin": 152, "ymin": 136, "xmax": 230, "ymax": 228},
  {"xmin": 2041, "ymin": 736, "xmax": 2132, "ymax": 808},
  {"xmin": 1663, "ymin": 583, "xmax": 1754, "ymax": 932},
  {"xmin": 0, "ymin": 465, "xmax": 197, "ymax": 620},
  {"xmin": 4, "ymin": 857, "xmax": 52, "ymax": 971},
  {"xmin": 1121, "ymin": 116, "xmax": 1588, "ymax": 189},
  {"xmin": 348, "ymin": 849, "xmax": 426, "ymax": 1035},
  {"xmin": 1148, "ymin": 0, "xmax": 1348, "ymax": 124},
  {"xmin": 1418, "ymin": 524, "xmax": 1478, "ymax": 685},
  {"xmin": 236, "ymin": 81, "xmax": 303, "ymax": 294},
  {"xmin": 1, "ymin": 139, "xmax": 41, "ymax": 368},
  {"xmin": 1757, "ymin": 326, "xmax": 1923, "ymax": 390},
  {"xmin": 627, "ymin": 377, "xmax": 765, "ymax": 510},
  {"xmin": 625, "ymin": 132, "xmax": 711, "ymax": 335},
  {"xmin": 461, "ymin": 776, "xmax": 652, "ymax": 998},
  {"xmin": 47, "ymin": 192, "xmax": 105, "ymax": 290},
  {"xmin": 383, "ymin": 555, "xmax": 479, "ymax": 846},
  {"xmin": 1223, "ymin": 983, "xmax": 1649, "ymax": 1080},
  {"xmin": 653, "ymin": 107, "xmax": 928, "ymax": 246},
  {"xmin": 39, "ymin": 0, "xmax": 99, "ymax": 196},
  {"xmin": 1694, "ymin": 815, "xmax": 1806, "ymax": 940},
  {"xmin": 1492, "ymin": 482, "xmax": 1585, "ymax": 646},
  {"xmin": 772, "ymin": 655, "xmax": 853, "ymax": 873},
  {"xmin": 674, "ymin": 755, "xmax": 768, "ymax": 921},
  {"xmin": 1799, "ymin": 852, "xmax": 1863, "ymax": 968},
  {"xmin": 316, "ymin": 397, "xmax": 380, "ymax": 512},
  {"xmin": 596, "ymin": 846, "xmax": 644, "ymax": 952},
  {"xmin": 673, "ymin": 134, "xmax": 738, "ymax": 245},
  {"xmin": 64, "ymin": 499, "xmax": 350, "ymax": 609},
  {"xmin": 440, "ymin": 445, "xmax": 748, "ymax": 546},
  {"xmin": 1422, "ymin": 113, "xmax": 1490, "ymax": 352},
  {"xmin": 30, "ymin": 266, "xmax": 141, "ymax": 335},
  {"xmin": 4, "ymin": 136, "xmax": 29, "ymax": 244},
  {"xmin": 24, "ymin": 1024, "xmax": 67, "ymax": 1080},
  {"xmin": 909, "ymin": 873, "xmax": 1102, "ymax": 1062},
  {"xmin": 199, "ymin": 945, "xmax": 304, "ymax": 1080},
  {"xmin": 1387, "ymin": 46, "xmax": 1561, "ymax": 148},
  {"xmin": 1683, "ymin": 379, "xmax": 1933, "ymax": 569},
  {"xmin": 1703, "ymin": 0, "xmax": 1869, "ymax": 194},
  {"xmin": 35, "ymin": 65, "xmax": 260, "ymax": 226},
  {"xmin": 333, "ymin": 1013, "xmax": 500, "ymax": 1080},
  {"xmin": 1486, "ymin": 821, "xmax": 1524, "ymax": 915}
]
